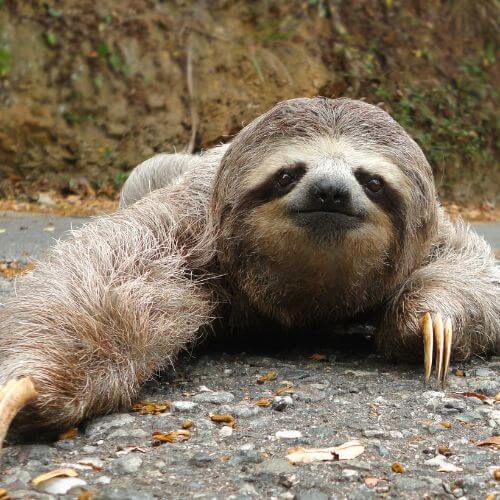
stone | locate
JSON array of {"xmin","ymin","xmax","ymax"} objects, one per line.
[
  {"xmin": 219, "ymin": 425, "xmax": 233, "ymax": 438},
  {"xmin": 276, "ymin": 430, "xmax": 302, "ymax": 440},
  {"xmin": 193, "ymin": 391, "xmax": 235, "ymax": 404},
  {"xmin": 171, "ymin": 400, "xmax": 198, "ymax": 411},
  {"xmin": 229, "ymin": 449, "xmax": 264, "ymax": 465},
  {"xmin": 85, "ymin": 413, "xmax": 135, "ymax": 437},
  {"xmin": 272, "ymin": 396, "xmax": 293, "ymax": 411},
  {"xmin": 111, "ymin": 455, "xmax": 143, "ymax": 474},
  {"xmin": 189, "ymin": 452, "xmax": 215, "ymax": 467},
  {"xmin": 255, "ymin": 459, "xmax": 295, "ymax": 475},
  {"xmin": 295, "ymin": 489, "xmax": 329, "ymax": 500}
]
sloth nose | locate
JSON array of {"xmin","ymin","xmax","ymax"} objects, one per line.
[{"xmin": 309, "ymin": 178, "xmax": 352, "ymax": 213}]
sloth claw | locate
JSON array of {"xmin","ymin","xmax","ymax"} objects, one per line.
[
  {"xmin": 0, "ymin": 377, "xmax": 38, "ymax": 451},
  {"xmin": 422, "ymin": 312, "xmax": 453, "ymax": 387}
]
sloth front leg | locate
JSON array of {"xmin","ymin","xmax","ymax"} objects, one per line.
[
  {"xmin": 0, "ymin": 192, "xmax": 217, "ymax": 447},
  {"xmin": 376, "ymin": 221, "xmax": 499, "ymax": 385}
]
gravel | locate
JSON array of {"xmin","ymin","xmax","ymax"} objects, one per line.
[{"xmin": 1, "ymin": 216, "xmax": 499, "ymax": 499}]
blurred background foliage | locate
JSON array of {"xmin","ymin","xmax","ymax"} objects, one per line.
[{"xmin": 0, "ymin": 0, "xmax": 498, "ymax": 203}]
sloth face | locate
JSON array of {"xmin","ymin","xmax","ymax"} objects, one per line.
[
  {"xmin": 213, "ymin": 98, "xmax": 437, "ymax": 324},
  {"xmin": 240, "ymin": 136, "xmax": 408, "ymax": 247}
]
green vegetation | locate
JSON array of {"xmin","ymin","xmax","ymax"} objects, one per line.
[{"xmin": 0, "ymin": 43, "xmax": 11, "ymax": 77}]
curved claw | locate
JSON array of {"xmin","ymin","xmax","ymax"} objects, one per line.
[
  {"xmin": 0, "ymin": 377, "xmax": 38, "ymax": 451},
  {"xmin": 422, "ymin": 313, "xmax": 453, "ymax": 387}
]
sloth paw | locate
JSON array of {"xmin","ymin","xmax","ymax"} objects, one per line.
[
  {"xmin": 0, "ymin": 377, "xmax": 37, "ymax": 451},
  {"xmin": 422, "ymin": 312, "xmax": 453, "ymax": 387}
]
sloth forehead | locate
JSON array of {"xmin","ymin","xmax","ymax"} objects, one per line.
[{"xmin": 244, "ymin": 135, "xmax": 407, "ymax": 190}]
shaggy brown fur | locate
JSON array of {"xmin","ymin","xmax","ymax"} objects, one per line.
[{"xmin": 0, "ymin": 97, "xmax": 498, "ymax": 436}]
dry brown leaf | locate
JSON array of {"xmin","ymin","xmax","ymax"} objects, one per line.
[
  {"xmin": 286, "ymin": 440, "xmax": 364, "ymax": 464},
  {"xmin": 210, "ymin": 414, "xmax": 234, "ymax": 425},
  {"xmin": 453, "ymin": 369, "xmax": 465, "ymax": 377},
  {"xmin": 439, "ymin": 421, "xmax": 452, "ymax": 429},
  {"xmin": 493, "ymin": 468, "xmax": 500, "ymax": 480},
  {"xmin": 452, "ymin": 391, "xmax": 495, "ymax": 405},
  {"xmin": 476, "ymin": 436, "xmax": 500, "ymax": 449},
  {"xmin": 152, "ymin": 429, "xmax": 190, "ymax": 445},
  {"xmin": 309, "ymin": 354, "xmax": 327, "ymax": 361},
  {"xmin": 77, "ymin": 491, "xmax": 93, "ymax": 500},
  {"xmin": 58, "ymin": 428, "xmax": 79, "ymax": 441},
  {"xmin": 255, "ymin": 397, "xmax": 272, "ymax": 407},
  {"xmin": 256, "ymin": 371, "xmax": 277, "ymax": 384},
  {"xmin": 0, "ymin": 489, "xmax": 10, "ymax": 500},
  {"xmin": 391, "ymin": 462, "xmax": 405, "ymax": 473},
  {"xmin": 32, "ymin": 468, "xmax": 78, "ymax": 486},
  {"xmin": 437, "ymin": 445, "xmax": 452, "ymax": 457},
  {"xmin": 132, "ymin": 400, "xmax": 170, "ymax": 415},
  {"xmin": 275, "ymin": 385, "xmax": 294, "ymax": 396},
  {"xmin": 181, "ymin": 420, "xmax": 193, "ymax": 429}
]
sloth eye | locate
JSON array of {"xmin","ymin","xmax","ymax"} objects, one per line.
[
  {"xmin": 365, "ymin": 178, "xmax": 383, "ymax": 193},
  {"xmin": 277, "ymin": 171, "xmax": 295, "ymax": 188}
]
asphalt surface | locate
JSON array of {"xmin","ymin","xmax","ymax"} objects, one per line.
[{"xmin": 0, "ymin": 211, "xmax": 499, "ymax": 499}]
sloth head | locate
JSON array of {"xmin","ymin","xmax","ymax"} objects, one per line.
[{"xmin": 211, "ymin": 97, "xmax": 438, "ymax": 326}]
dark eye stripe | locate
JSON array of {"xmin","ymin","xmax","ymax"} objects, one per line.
[{"xmin": 238, "ymin": 162, "xmax": 308, "ymax": 210}]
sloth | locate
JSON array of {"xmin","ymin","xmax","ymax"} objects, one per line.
[{"xmin": 0, "ymin": 97, "xmax": 498, "ymax": 447}]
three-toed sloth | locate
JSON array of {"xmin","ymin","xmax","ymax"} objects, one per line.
[{"xmin": 0, "ymin": 98, "xmax": 498, "ymax": 440}]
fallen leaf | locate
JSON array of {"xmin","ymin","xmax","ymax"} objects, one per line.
[
  {"xmin": 437, "ymin": 445, "xmax": 452, "ymax": 457},
  {"xmin": 257, "ymin": 371, "xmax": 277, "ymax": 384},
  {"xmin": 0, "ymin": 489, "xmax": 10, "ymax": 500},
  {"xmin": 275, "ymin": 385, "xmax": 294, "ymax": 396},
  {"xmin": 32, "ymin": 468, "xmax": 78, "ymax": 486},
  {"xmin": 493, "ymin": 468, "xmax": 500, "ymax": 480},
  {"xmin": 439, "ymin": 421, "xmax": 452, "ymax": 429},
  {"xmin": 78, "ymin": 491, "xmax": 93, "ymax": 500},
  {"xmin": 115, "ymin": 446, "xmax": 147, "ymax": 456},
  {"xmin": 152, "ymin": 429, "xmax": 190, "ymax": 445},
  {"xmin": 425, "ymin": 455, "xmax": 463, "ymax": 472},
  {"xmin": 453, "ymin": 369, "xmax": 465, "ymax": 377},
  {"xmin": 210, "ymin": 414, "xmax": 234, "ymax": 425},
  {"xmin": 36, "ymin": 477, "xmax": 87, "ymax": 495},
  {"xmin": 255, "ymin": 397, "xmax": 272, "ymax": 407},
  {"xmin": 452, "ymin": 391, "xmax": 495, "ymax": 405},
  {"xmin": 391, "ymin": 462, "xmax": 405, "ymax": 473},
  {"xmin": 78, "ymin": 458, "xmax": 104, "ymax": 471},
  {"xmin": 0, "ymin": 229, "xmax": 6, "ymax": 234},
  {"xmin": 495, "ymin": 392, "xmax": 500, "ymax": 402},
  {"xmin": 286, "ymin": 440, "xmax": 364, "ymax": 464},
  {"xmin": 58, "ymin": 428, "xmax": 79, "ymax": 440},
  {"xmin": 43, "ymin": 224, "xmax": 55, "ymax": 232},
  {"xmin": 181, "ymin": 420, "xmax": 193, "ymax": 429},
  {"xmin": 476, "ymin": 436, "xmax": 500, "ymax": 449},
  {"xmin": 131, "ymin": 400, "xmax": 170, "ymax": 415}
]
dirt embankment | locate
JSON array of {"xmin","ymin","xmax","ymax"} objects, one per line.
[{"xmin": 0, "ymin": 1, "xmax": 498, "ymax": 203}]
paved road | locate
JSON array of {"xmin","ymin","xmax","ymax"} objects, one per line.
[
  {"xmin": 1, "ymin": 211, "xmax": 499, "ymax": 261},
  {"xmin": 0, "ymin": 211, "xmax": 499, "ymax": 499}
]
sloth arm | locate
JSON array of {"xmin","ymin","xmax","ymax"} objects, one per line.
[
  {"xmin": 377, "ymin": 213, "xmax": 499, "ymax": 368},
  {"xmin": 0, "ymin": 185, "xmax": 217, "ymax": 441}
]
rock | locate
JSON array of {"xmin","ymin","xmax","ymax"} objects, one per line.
[
  {"xmin": 276, "ymin": 430, "xmax": 302, "ymax": 440},
  {"xmin": 455, "ymin": 411, "xmax": 482, "ymax": 423},
  {"xmin": 111, "ymin": 455, "xmax": 143, "ymax": 474},
  {"xmin": 36, "ymin": 477, "xmax": 87, "ymax": 495},
  {"xmin": 272, "ymin": 396, "xmax": 293, "ymax": 411},
  {"xmin": 295, "ymin": 489, "xmax": 329, "ymax": 500},
  {"xmin": 193, "ymin": 391, "xmax": 235, "ymax": 404},
  {"xmin": 441, "ymin": 398, "xmax": 466, "ymax": 412},
  {"xmin": 220, "ymin": 403, "xmax": 259, "ymax": 418},
  {"xmin": 171, "ymin": 400, "xmax": 198, "ymax": 411},
  {"xmin": 229, "ymin": 449, "xmax": 264, "ymax": 465},
  {"xmin": 85, "ymin": 413, "xmax": 135, "ymax": 437},
  {"xmin": 341, "ymin": 469, "xmax": 360, "ymax": 481},
  {"xmin": 108, "ymin": 427, "xmax": 148, "ymax": 440},
  {"xmin": 362, "ymin": 429, "xmax": 387, "ymax": 438},
  {"xmin": 219, "ymin": 425, "xmax": 233, "ymax": 438},
  {"xmin": 189, "ymin": 452, "xmax": 215, "ymax": 467},
  {"xmin": 393, "ymin": 477, "xmax": 430, "ymax": 490},
  {"xmin": 474, "ymin": 368, "xmax": 495, "ymax": 377},
  {"xmin": 255, "ymin": 459, "xmax": 295, "ymax": 476}
]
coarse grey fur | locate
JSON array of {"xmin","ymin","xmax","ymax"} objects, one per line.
[{"xmin": 0, "ymin": 97, "xmax": 498, "ymax": 437}]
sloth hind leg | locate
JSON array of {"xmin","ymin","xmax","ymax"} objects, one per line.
[
  {"xmin": 376, "ymin": 220, "xmax": 499, "ymax": 384},
  {"xmin": 120, "ymin": 153, "xmax": 196, "ymax": 208},
  {"xmin": 0, "ymin": 199, "xmax": 216, "ymax": 444}
]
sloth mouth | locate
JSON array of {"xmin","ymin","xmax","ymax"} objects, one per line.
[
  {"xmin": 293, "ymin": 209, "xmax": 362, "ymax": 219},
  {"xmin": 290, "ymin": 209, "xmax": 364, "ymax": 235}
]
